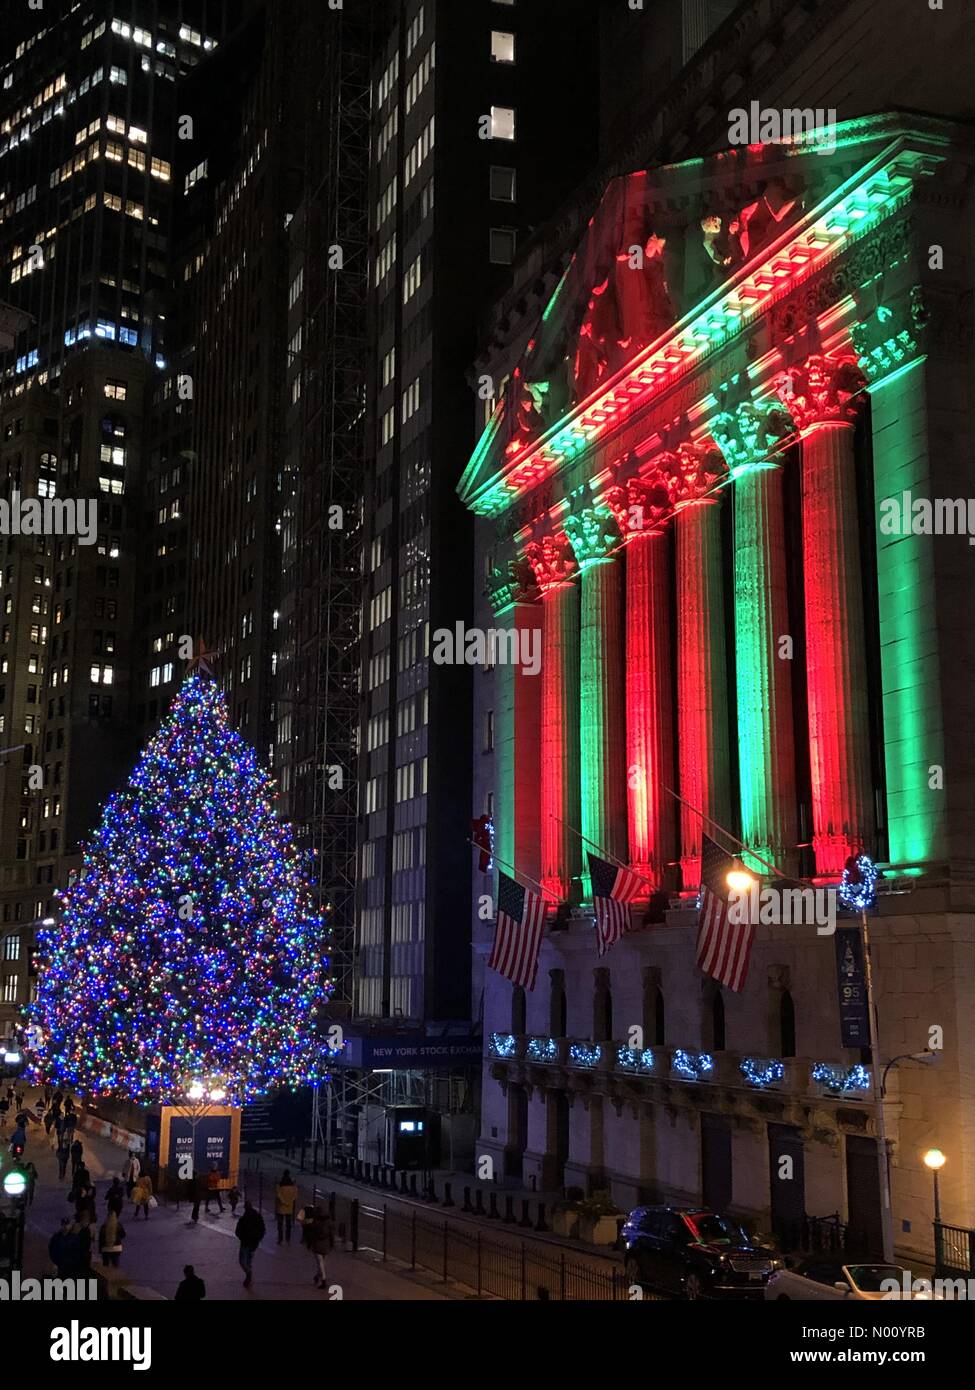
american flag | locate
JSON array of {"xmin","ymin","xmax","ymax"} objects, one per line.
[
  {"xmin": 696, "ymin": 833, "xmax": 755, "ymax": 992},
  {"xmin": 587, "ymin": 852, "xmax": 643, "ymax": 956},
  {"xmin": 489, "ymin": 871, "xmax": 546, "ymax": 990}
]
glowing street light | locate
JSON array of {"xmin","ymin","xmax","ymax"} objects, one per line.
[
  {"xmin": 726, "ymin": 866, "xmax": 756, "ymax": 893},
  {"xmin": 924, "ymin": 1148, "xmax": 946, "ymax": 1225}
]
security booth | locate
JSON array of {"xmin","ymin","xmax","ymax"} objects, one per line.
[{"xmin": 387, "ymin": 1107, "xmax": 439, "ymax": 1170}]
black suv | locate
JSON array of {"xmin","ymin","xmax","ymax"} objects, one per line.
[{"xmin": 621, "ymin": 1205, "xmax": 780, "ymax": 1299}]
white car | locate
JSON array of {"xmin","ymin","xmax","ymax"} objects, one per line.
[{"xmin": 765, "ymin": 1258, "xmax": 935, "ymax": 1300}]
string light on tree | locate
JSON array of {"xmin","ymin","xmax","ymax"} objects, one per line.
[{"xmin": 29, "ymin": 674, "xmax": 332, "ymax": 1105}]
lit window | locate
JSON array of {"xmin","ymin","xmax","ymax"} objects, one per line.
[
  {"xmin": 490, "ymin": 106, "xmax": 516, "ymax": 140},
  {"xmin": 491, "ymin": 31, "xmax": 515, "ymax": 63}
]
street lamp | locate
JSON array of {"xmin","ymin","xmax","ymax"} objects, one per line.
[
  {"xmin": 726, "ymin": 866, "xmax": 756, "ymax": 893},
  {"xmin": 923, "ymin": 1148, "xmax": 946, "ymax": 1223}
]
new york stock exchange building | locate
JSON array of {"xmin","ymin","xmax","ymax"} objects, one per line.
[{"xmin": 458, "ymin": 111, "xmax": 975, "ymax": 1267}]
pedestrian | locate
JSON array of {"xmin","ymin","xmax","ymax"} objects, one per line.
[
  {"xmin": 63, "ymin": 1112, "xmax": 77, "ymax": 1143},
  {"xmin": 131, "ymin": 1173, "xmax": 153, "ymax": 1220},
  {"xmin": 0, "ymin": 1096, "xmax": 8, "ymax": 1132},
  {"xmin": 43, "ymin": 1108, "xmax": 55, "ymax": 1138},
  {"xmin": 56, "ymin": 1137, "xmax": 70, "ymax": 1180},
  {"xmin": 14, "ymin": 1089, "xmax": 23, "ymax": 1109},
  {"xmin": 234, "ymin": 1201, "xmax": 265, "ymax": 1289},
  {"xmin": 122, "ymin": 1151, "xmax": 140, "ymax": 1198},
  {"xmin": 42, "ymin": 1084, "xmax": 51, "ymax": 1104},
  {"xmin": 24, "ymin": 1160, "xmax": 37, "ymax": 1206},
  {"xmin": 48, "ymin": 1218, "xmax": 73, "ymax": 1278},
  {"xmin": 33, "ymin": 1097, "xmax": 44, "ymax": 1120},
  {"xmin": 174, "ymin": 1264, "xmax": 206, "ymax": 1301},
  {"xmin": 300, "ymin": 1204, "xmax": 335, "ymax": 1289},
  {"xmin": 75, "ymin": 1183, "xmax": 97, "ymax": 1226},
  {"xmin": 205, "ymin": 1164, "xmax": 224, "ymax": 1215},
  {"xmin": 190, "ymin": 1169, "xmax": 208, "ymax": 1222},
  {"xmin": 106, "ymin": 1177, "xmax": 125, "ymax": 1216},
  {"xmin": 70, "ymin": 1138, "xmax": 83, "ymax": 1174},
  {"xmin": 9, "ymin": 1124, "xmax": 26, "ymax": 1158},
  {"xmin": 73, "ymin": 1219, "xmax": 93, "ymax": 1273},
  {"xmin": 54, "ymin": 1112, "xmax": 65, "ymax": 1144},
  {"xmin": 98, "ymin": 1209, "xmax": 126, "ymax": 1268},
  {"xmin": 275, "ymin": 1170, "xmax": 298, "ymax": 1244},
  {"xmin": 70, "ymin": 1164, "xmax": 91, "ymax": 1202},
  {"xmin": 227, "ymin": 1182, "xmax": 241, "ymax": 1215}
]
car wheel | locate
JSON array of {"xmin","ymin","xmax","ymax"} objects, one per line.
[
  {"xmin": 624, "ymin": 1256, "xmax": 643, "ymax": 1286},
  {"xmin": 684, "ymin": 1272, "xmax": 703, "ymax": 1301}
]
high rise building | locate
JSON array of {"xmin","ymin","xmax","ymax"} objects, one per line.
[
  {"xmin": 0, "ymin": 0, "xmax": 243, "ymax": 1032},
  {"xmin": 340, "ymin": 0, "xmax": 601, "ymax": 1164}
]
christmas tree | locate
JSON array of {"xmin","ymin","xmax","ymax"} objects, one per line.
[{"xmin": 30, "ymin": 673, "xmax": 331, "ymax": 1105}]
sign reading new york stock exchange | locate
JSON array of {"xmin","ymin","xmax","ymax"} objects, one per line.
[{"xmin": 336, "ymin": 1036, "xmax": 483, "ymax": 1069}]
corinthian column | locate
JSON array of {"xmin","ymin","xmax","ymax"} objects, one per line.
[
  {"xmin": 605, "ymin": 471, "xmax": 676, "ymax": 888},
  {"xmin": 486, "ymin": 557, "xmax": 542, "ymax": 884},
  {"xmin": 673, "ymin": 441, "xmax": 732, "ymax": 888},
  {"xmin": 774, "ymin": 354, "xmax": 873, "ymax": 876},
  {"xmin": 563, "ymin": 507, "xmax": 627, "ymax": 895},
  {"xmin": 525, "ymin": 534, "xmax": 580, "ymax": 902},
  {"xmin": 713, "ymin": 400, "xmax": 797, "ymax": 874}
]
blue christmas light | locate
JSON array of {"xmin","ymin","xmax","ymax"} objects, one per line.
[
  {"xmin": 673, "ymin": 1049, "xmax": 714, "ymax": 1080},
  {"xmin": 489, "ymin": 1032, "xmax": 519, "ymax": 1059},
  {"xmin": 811, "ymin": 1061, "xmax": 871, "ymax": 1094},
  {"xmin": 526, "ymin": 1036, "xmax": 558, "ymax": 1063},
  {"xmin": 569, "ymin": 1043, "xmax": 601, "ymax": 1069},
  {"xmin": 740, "ymin": 1057, "xmax": 784, "ymax": 1088},
  {"xmin": 839, "ymin": 853, "xmax": 878, "ymax": 912},
  {"xmin": 616, "ymin": 1046, "xmax": 655, "ymax": 1072},
  {"xmin": 28, "ymin": 674, "xmax": 332, "ymax": 1105}
]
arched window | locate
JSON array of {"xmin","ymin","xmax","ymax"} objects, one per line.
[
  {"xmin": 511, "ymin": 985, "xmax": 526, "ymax": 1034},
  {"xmin": 549, "ymin": 969, "xmax": 566, "ymax": 1037},
  {"xmin": 779, "ymin": 990, "xmax": 796, "ymax": 1057},
  {"xmin": 593, "ymin": 971, "xmax": 612, "ymax": 1042}
]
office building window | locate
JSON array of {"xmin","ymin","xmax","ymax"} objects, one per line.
[
  {"xmin": 490, "ymin": 106, "xmax": 516, "ymax": 140},
  {"xmin": 491, "ymin": 31, "xmax": 515, "ymax": 63},
  {"xmin": 490, "ymin": 166, "xmax": 516, "ymax": 202},
  {"xmin": 489, "ymin": 228, "xmax": 517, "ymax": 264}
]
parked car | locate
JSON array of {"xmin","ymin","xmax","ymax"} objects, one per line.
[
  {"xmin": 765, "ymin": 1259, "xmax": 936, "ymax": 1300},
  {"xmin": 621, "ymin": 1205, "xmax": 781, "ymax": 1299}
]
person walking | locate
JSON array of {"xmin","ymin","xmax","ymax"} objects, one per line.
[
  {"xmin": 106, "ymin": 1177, "xmax": 125, "ymax": 1217},
  {"xmin": 122, "ymin": 1151, "xmax": 140, "ymax": 1198},
  {"xmin": 190, "ymin": 1169, "xmax": 209, "ymax": 1222},
  {"xmin": 70, "ymin": 1137, "xmax": 84, "ymax": 1174},
  {"xmin": 174, "ymin": 1264, "xmax": 206, "ymax": 1301},
  {"xmin": 205, "ymin": 1164, "xmax": 224, "ymax": 1215},
  {"xmin": 301, "ymin": 1205, "xmax": 335, "ymax": 1290},
  {"xmin": 9, "ymin": 1123, "xmax": 26, "ymax": 1159},
  {"xmin": 75, "ymin": 1183, "xmax": 97, "ymax": 1227},
  {"xmin": 275, "ymin": 1171, "xmax": 298, "ymax": 1244},
  {"xmin": 0, "ymin": 1095, "xmax": 8, "ymax": 1132},
  {"xmin": 56, "ymin": 1136, "xmax": 71, "ymax": 1180},
  {"xmin": 234, "ymin": 1201, "xmax": 265, "ymax": 1289},
  {"xmin": 98, "ymin": 1209, "xmax": 126, "ymax": 1268},
  {"xmin": 131, "ymin": 1173, "xmax": 153, "ymax": 1220},
  {"xmin": 48, "ymin": 1218, "xmax": 73, "ymax": 1278},
  {"xmin": 24, "ymin": 1160, "xmax": 37, "ymax": 1206}
]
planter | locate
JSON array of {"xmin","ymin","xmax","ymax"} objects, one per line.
[
  {"xmin": 579, "ymin": 1213, "xmax": 620, "ymax": 1246},
  {"xmin": 551, "ymin": 1208, "xmax": 580, "ymax": 1238}
]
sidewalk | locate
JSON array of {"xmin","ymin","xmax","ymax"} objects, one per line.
[{"xmin": 16, "ymin": 1088, "xmax": 447, "ymax": 1301}]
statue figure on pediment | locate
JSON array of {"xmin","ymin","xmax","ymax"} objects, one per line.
[
  {"xmin": 736, "ymin": 178, "xmax": 802, "ymax": 261},
  {"xmin": 701, "ymin": 214, "xmax": 743, "ymax": 274}
]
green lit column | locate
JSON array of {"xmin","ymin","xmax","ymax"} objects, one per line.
[
  {"xmin": 859, "ymin": 333, "xmax": 947, "ymax": 868},
  {"xmin": 564, "ymin": 507, "xmax": 627, "ymax": 897},
  {"xmin": 713, "ymin": 400, "xmax": 797, "ymax": 874},
  {"xmin": 486, "ymin": 559, "xmax": 542, "ymax": 880}
]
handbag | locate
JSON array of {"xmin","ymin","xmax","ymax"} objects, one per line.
[{"xmin": 147, "ymin": 1195, "xmax": 158, "ymax": 1209}]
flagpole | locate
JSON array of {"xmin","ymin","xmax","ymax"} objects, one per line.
[
  {"xmin": 465, "ymin": 839, "xmax": 560, "ymax": 908},
  {"xmin": 662, "ymin": 785, "xmax": 789, "ymax": 882},
  {"xmin": 548, "ymin": 815, "xmax": 657, "ymax": 894}
]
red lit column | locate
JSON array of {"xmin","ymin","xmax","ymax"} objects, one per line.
[
  {"xmin": 563, "ymin": 507, "xmax": 628, "ymax": 891},
  {"xmin": 606, "ymin": 472, "xmax": 675, "ymax": 887},
  {"xmin": 673, "ymin": 442, "xmax": 732, "ymax": 888},
  {"xmin": 775, "ymin": 354, "xmax": 873, "ymax": 876},
  {"xmin": 526, "ymin": 535, "xmax": 580, "ymax": 902}
]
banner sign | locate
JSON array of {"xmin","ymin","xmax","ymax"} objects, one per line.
[
  {"xmin": 834, "ymin": 926, "xmax": 871, "ymax": 1049},
  {"xmin": 334, "ymin": 1036, "xmax": 483, "ymax": 1070}
]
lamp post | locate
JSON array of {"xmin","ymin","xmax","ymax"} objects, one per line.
[
  {"xmin": 176, "ymin": 1076, "xmax": 227, "ymax": 1182},
  {"xmin": 924, "ymin": 1148, "xmax": 945, "ymax": 1223}
]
